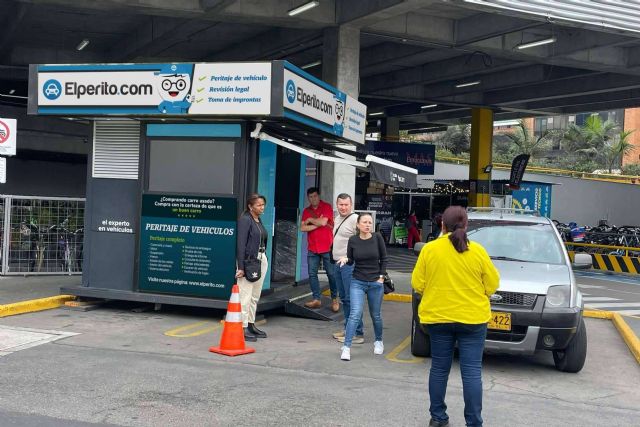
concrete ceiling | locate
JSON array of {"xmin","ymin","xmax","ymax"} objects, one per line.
[{"xmin": 4, "ymin": 0, "xmax": 640, "ymax": 132}]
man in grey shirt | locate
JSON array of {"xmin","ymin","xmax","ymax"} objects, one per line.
[{"xmin": 331, "ymin": 193, "xmax": 364, "ymax": 344}]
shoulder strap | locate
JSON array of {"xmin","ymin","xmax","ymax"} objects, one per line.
[{"xmin": 333, "ymin": 212, "xmax": 356, "ymax": 237}]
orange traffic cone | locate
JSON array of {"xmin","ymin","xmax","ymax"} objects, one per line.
[{"xmin": 209, "ymin": 284, "xmax": 255, "ymax": 356}]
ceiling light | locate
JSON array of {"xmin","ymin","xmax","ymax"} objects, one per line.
[
  {"xmin": 9, "ymin": 89, "xmax": 15, "ymax": 95},
  {"xmin": 288, "ymin": 1, "xmax": 320, "ymax": 16},
  {"xmin": 301, "ymin": 60, "xmax": 321, "ymax": 69},
  {"xmin": 455, "ymin": 81, "xmax": 481, "ymax": 88},
  {"xmin": 516, "ymin": 37, "xmax": 557, "ymax": 50},
  {"xmin": 76, "ymin": 39, "xmax": 90, "ymax": 51},
  {"xmin": 421, "ymin": 104, "xmax": 437, "ymax": 109},
  {"xmin": 369, "ymin": 112, "xmax": 384, "ymax": 116}
]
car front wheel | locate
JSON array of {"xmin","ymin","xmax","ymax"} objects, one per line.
[
  {"xmin": 553, "ymin": 317, "xmax": 587, "ymax": 373},
  {"xmin": 411, "ymin": 316, "xmax": 431, "ymax": 357}
]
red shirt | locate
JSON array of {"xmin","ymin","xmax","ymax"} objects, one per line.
[{"xmin": 302, "ymin": 200, "xmax": 334, "ymax": 254}]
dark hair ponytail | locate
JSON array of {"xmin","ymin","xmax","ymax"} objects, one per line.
[{"xmin": 442, "ymin": 206, "xmax": 469, "ymax": 253}]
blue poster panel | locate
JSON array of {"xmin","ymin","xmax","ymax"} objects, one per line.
[
  {"xmin": 138, "ymin": 194, "xmax": 237, "ymax": 299},
  {"xmin": 511, "ymin": 183, "xmax": 552, "ymax": 217}
]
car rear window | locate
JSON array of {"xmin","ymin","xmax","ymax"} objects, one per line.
[{"xmin": 467, "ymin": 219, "xmax": 565, "ymax": 265}]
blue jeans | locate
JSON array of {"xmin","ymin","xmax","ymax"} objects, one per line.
[
  {"xmin": 344, "ymin": 279, "xmax": 383, "ymax": 347},
  {"xmin": 334, "ymin": 263, "xmax": 363, "ymax": 336},
  {"xmin": 307, "ymin": 251, "xmax": 337, "ymax": 300},
  {"xmin": 426, "ymin": 323, "xmax": 487, "ymax": 427}
]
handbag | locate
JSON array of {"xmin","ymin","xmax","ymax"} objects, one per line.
[
  {"xmin": 382, "ymin": 273, "xmax": 395, "ymax": 294},
  {"xmin": 329, "ymin": 212, "xmax": 356, "ymax": 264},
  {"xmin": 244, "ymin": 257, "xmax": 261, "ymax": 282}
]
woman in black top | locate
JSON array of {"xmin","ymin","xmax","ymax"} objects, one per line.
[
  {"xmin": 236, "ymin": 193, "xmax": 269, "ymax": 342},
  {"xmin": 337, "ymin": 213, "xmax": 388, "ymax": 361}
]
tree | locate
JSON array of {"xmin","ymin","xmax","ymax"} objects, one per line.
[
  {"xmin": 502, "ymin": 120, "xmax": 552, "ymax": 160},
  {"xmin": 561, "ymin": 115, "xmax": 635, "ymax": 173},
  {"xmin": 434, "ymin": 124, "xmax": 470, "ymax": 155}
]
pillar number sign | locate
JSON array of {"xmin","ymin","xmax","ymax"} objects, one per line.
[{"xmin": 138, "ymin": 194, "xmax": 237, "ymax": 299}]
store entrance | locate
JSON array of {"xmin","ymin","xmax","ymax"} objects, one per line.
[{"xmin": 270, "ymin": 147, "xmax": 302, "ymax": 284}]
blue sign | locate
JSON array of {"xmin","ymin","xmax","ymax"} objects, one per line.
[
  {"xmin": 42, "ymin": 79, "xmax": 62, "ymax": 100},
  {"xmin": 511, "ymin": 182, "xmax": 552, "ymax": 217},
  {"xmin": 360, "ymin": 140, "xmax": 435, "ymax": 175}
]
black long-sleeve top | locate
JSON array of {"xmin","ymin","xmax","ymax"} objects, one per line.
[
  {"xmin": 236, "ymin": 212, "xmax": 267, "ymax": 270},
  {"xmin": 346, "ymin": 233, "xmax": 388, "ymax": 282}
]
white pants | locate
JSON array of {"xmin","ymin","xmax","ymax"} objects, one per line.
[{"xmin": 238, "ymin": 254, "xmax": 268, "ymax": 328}]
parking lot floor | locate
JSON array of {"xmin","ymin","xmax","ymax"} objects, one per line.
[{"xmin": 1, "ymin": 296, "xmax": 639, "ymax": 426}]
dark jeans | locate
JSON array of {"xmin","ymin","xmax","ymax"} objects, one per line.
[
  {"xmin": 426, "ymin": 323, "xmax": 487, "ymax": 427},
  {"xmin": 307, "ymin": 251, "xmax": 337, "ymax": 300}
]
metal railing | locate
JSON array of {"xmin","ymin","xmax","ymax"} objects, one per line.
[{"xmin": 1, "ymin": 195, "xmax": 85, "ymax": 275}]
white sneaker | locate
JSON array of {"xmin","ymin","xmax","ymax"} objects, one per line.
[
  {"xmin": 340, "ymin": 346, "xmax": 351, "ymax": 361},
  {"xmin": 374, "ymin": 341, "xmax": 384, "ymax": 355}
]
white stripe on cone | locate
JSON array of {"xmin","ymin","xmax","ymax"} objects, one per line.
[
  {"xmin": 229, "ymin": 292, "xmax": 241, "ymax": 303},
  {"xmin": 226, "ymin": 312, "xmax": 242, "ymax": 323}
]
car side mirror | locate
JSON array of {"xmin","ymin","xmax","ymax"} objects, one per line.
[
  {"xmin": 572, "ymin": 253, "xmax": 592, "ymax": 270},
  {"xmin": 413, "ymin": 242, "xmax": 425, "ymax": 256}
]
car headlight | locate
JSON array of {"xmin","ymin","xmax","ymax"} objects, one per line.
[{"xmin": 545, "ymin": 285, "xmax": 570, "ymax": 308}]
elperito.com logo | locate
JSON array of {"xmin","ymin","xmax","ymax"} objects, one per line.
[{"xmin": 42, "ymin": 79, "xmax": 62, "ymax": 100}]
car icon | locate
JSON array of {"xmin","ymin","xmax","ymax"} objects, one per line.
[{"xmin": 45, "ymin": 83, "xmax": 60, "ymax": 96}]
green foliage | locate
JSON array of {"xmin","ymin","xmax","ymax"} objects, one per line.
[
  {"xmin": 622, "ymin": 162, "xmax": 640, "ymax": 176},
  {"xmin": 502, "ymin": 120, "xmax": 553, "ymax": 160},
  {"xmin": 434, "ymin": 124, "xmax": 470, "ymax": 155}
]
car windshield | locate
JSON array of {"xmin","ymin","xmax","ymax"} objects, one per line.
[{"xmin": 467, "ymin": 219, "xmax": 565, "ymax": 265}]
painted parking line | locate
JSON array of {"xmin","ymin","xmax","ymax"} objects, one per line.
[
  {"xmin": 164, "ymin": 319, "xmax": 267, "ymax": 338},
  {"xmin": 385, "ymin": 335, "xmax": 424, "ymax": 364},
  {"xmin": 582, "ymin": 297, "xmax": 621, "ymax": 302}
]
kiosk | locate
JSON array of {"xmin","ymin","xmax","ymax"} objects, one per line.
[{"xmin": 28, "ymin": 61, "xmax": 417, "ymax": 315}]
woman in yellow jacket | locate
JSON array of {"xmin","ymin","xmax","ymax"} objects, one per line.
[{"xmin": 412, "ymin": 206, "xmax": 499, "ymax": 427}]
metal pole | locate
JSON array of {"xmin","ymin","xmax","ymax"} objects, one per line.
[{"xmin": 2, "ymin": 196, "xmax": 11, "ymax": 275}]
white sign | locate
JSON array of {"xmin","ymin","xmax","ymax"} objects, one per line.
[
  {"xmin": 0, "ymin": 118, "xmax": 17, "ymax": 156},
  {"xmin": 283, "ymin": 69, "xmax": 366, "ymax": 144},
  {"xmin": 0, "ymin": 157, "xmax": 5, "ymax": 184},
  {"xmin": 37, "ymin": 63, "xmax": 271, "ymax": 115},
  {"xmin": 188, "ymin": 63, "xmax": 271, "ymax": 115}
]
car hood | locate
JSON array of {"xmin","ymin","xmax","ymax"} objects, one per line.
[{"xmin": 492, "ymin": 260, "xmax": 572, "ymax": 295}]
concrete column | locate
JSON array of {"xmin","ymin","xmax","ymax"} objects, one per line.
[
  {"xmin": 319, "ymin": 25, "xmax": 360, "ymax": 205},
  {"xmin": 468, "ymin": 108, "xmax": 494, "ymax": 207},
  {"xmin": 381, "ymin": 117, "xmax": 400, "ymax": 142}
]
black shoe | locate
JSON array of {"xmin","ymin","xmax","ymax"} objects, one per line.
[
  {"xmin": 429, "ymin": 419, "xmax": 449, "ymax": 427},
  {"xmin": 243, "ymin": 328, "xmax": 257, "ymax": 342},
  {"xmin": 248, "ymin": 323, "xmax": 267, "ymax": 338}
]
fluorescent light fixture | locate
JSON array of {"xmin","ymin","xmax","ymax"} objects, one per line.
[
  {"xmin": 9, "ymin": 89, "xmax": 15, "ymax": 95},
  {"xmin": 455, "ymin": 81, "xmax": 480, "ymax": 88},
  {"xmin": 516, "ymin": 36, "xmax": 557, "ymax": 50},
  {"xmin": 369, "ymin": 112, "xmax": 384, "ymax": 116},
  {"xmin": 288, "ymin": 1, "xmax": 320, "ymax": 16},
  {"xmin": 301, "ymin": 60, "xmax": 321, "ymax": 69},
  {"xmin": 76, "ymin": 39, "xmax": 90, "ymax": 51},
  {"xmin": 421, "ymin": 104, "xmax": 437, "ymax": 109}
]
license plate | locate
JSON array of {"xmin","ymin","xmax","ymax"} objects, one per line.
[{"xmin": 489, "ymin": 311, "xmax": 511, "ymax": 331}]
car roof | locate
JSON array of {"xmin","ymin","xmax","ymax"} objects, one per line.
[{"xmin": 467, "ymin": 209, "xmax": 551, "ymax": 225}]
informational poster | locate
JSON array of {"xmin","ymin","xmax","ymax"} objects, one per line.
[
  {"xmin": 511, "ymin": 183, "xmax": 552, "ymax": 217},
  {"xmin": 360, "ymin": 140, "xmax": 435, "ymax": 175},
  {"xmin": 138, "ymin": 194, "xmax": 237, "ymax": 299}
]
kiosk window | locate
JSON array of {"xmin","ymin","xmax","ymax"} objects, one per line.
[{"xmin": 148, "ymin": 139, "xmax": 235, "ymax": 194}]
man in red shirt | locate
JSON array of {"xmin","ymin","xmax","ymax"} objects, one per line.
[{"xmin": 301, "ymin": 187, "xmax": 338, "ymax": 310}]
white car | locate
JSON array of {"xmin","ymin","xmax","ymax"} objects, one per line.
[{"xmin": 411, "ymin": 208, "xmax": 591, "ymax": 373}]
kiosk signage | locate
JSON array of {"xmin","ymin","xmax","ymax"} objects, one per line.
[
  {"xmin": 283, "ymin": 63, "xmax": 366, "ymax": 144},
  {"xmin": 35, "ymin": 62, "xmax": 271, "ymax": 115},
  {"xmin": 138, "ymin": 194, "xmax": 237, "ymax": 298}
]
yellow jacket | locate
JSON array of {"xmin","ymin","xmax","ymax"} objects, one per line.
[{"xmin": 412, "ymin": 234, "xmax": 500, "ymax": 324}]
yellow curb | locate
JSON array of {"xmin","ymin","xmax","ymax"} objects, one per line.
[
  {"xmin": 0, "ymin": 295, "xmax": 76, "ymax": 318},
  {"xmin": 384, "ymin": 293, "xmax": 412, "ymax": 303},
  {"xmin": 584, "ymin": 310, "xmax": 640, "ymax": 364}
]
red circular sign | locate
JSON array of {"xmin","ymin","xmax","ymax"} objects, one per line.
[{"xmin": 0, "ymin": 120, "xmax": 10, "ymax": 144}]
